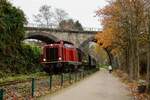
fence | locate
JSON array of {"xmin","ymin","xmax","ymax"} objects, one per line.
[{"xmin": 0, "ymin": 69, "xmax": 98, "ymax": 100}]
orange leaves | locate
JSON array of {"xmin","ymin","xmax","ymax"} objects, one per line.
[
  {"xmin": 96, "ymin": 0, "xmax": 123, "ymax": 52},
  {"xmin": 96, "ymin": 1, "xmax": 121, "ymax": 26},
  {"xmin": 96, "ymin": 3, "xmax": 120, "ymax": 17},
  {"xmin": 96, "ymin": 28, "xmax": 114, "ymax": 48}
]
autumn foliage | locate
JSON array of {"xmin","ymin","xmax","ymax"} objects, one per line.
[
  {"xmin": 96, "ymin": 0, "xmax": 150, "ymax": 93},
  {"xmin": 96, "ymin": 1, "xmax": 123, "ymax": 56}
]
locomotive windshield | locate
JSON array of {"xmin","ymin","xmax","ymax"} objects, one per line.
[{"xmin": 46, "ymin": 47, "xmax": 58, "ymax": 61}]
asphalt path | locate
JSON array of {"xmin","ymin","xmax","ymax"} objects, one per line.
[{"xmin": 40, "ymin": 69, "xmax": 132, "ymax": 100}]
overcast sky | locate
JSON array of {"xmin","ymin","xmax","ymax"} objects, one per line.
[{"xmin": 9, "ymin": 0, "xmax": 107, "ymax": 28}]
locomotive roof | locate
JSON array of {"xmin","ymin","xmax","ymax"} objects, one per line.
[
  {"xmin": 43, "ymin": 40, "xmax": 75, "ymax": 48},
  {"xmin": 56, "ymin": 40, "xmax": 74, "ymax": 45}
]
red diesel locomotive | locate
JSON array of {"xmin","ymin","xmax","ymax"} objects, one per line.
[{"xmin": 41, "ymin": 40, "xmax": 83, "ymax": 74}]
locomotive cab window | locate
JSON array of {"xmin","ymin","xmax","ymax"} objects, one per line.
[{"xmin": 46, "ymin": 47, "xmax": 58, "ymax": 61}]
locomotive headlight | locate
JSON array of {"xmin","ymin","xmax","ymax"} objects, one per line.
[
  {"xmin": 58, "ymin": 57, "xmax": 62, "ymax": 60},
  {"xmin": 43, "ymin": 58, "xmax": 46, "ymax": 61}
]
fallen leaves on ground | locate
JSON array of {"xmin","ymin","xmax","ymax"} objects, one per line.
[{"xmin": 114, "ymin": 69, "xmax": 150, "ymax": 100}]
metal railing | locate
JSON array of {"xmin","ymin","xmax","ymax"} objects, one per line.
[
  {"xmin": 0, "ymin": 69, "xmax": 99, "ymax": 100},
  {"xmin": 24, "ymin": 23, "xmax": 101, "ymax": 32}
]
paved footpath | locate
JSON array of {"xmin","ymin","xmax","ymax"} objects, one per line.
[{"xmin": 40, "ymin": 70, "xmax": 132, "ymax": 100}]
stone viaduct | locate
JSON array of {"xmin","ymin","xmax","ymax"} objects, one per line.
[
  {"xmin": 25, "ymin": 27, "xmax": 101, "ymax": 49},
  {"xmin": 24, "ymin": 26, "xmax": 117, "ymax": 66}
]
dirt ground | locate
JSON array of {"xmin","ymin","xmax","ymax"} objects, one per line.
[{"xmin": 40, "ymin": 69, "xmax": 132, "ymax": 100}]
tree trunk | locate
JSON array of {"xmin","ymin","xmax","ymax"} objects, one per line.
[
  {"xmin": 136, "ymin": 41, "xmax": 140, "ymax": 79},
  {"xmin": 147, "ymin": 48, "xmax": 150, "ymax": 91},
  {"xmin": 147, "ymin": 10, "xmax": 150, "ymax": 92},
  {"xmin": 129, "ymin": 21, "xmax": 134, "ymax": 81}
]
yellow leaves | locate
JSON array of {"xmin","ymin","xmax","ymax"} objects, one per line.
[
  {"xmin": 96, "ymin": 28, "xmax": 114, "ymax": 48},
  {"xmin": 95, "ymin": 0, "xmax": 123, "ymax": 50},
  {"xmin": 96, "ymin": 2, "xmax": 120, "ymax": 17},
  {"xmin": 96, "ymin": 1, "xmax": 121, "ymax": 26},
  {"xmin": 94, "ymin": 43, "xmax": 109, "ymax": 59}
]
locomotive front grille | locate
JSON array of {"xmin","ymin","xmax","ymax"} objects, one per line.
[{"xmin": 46, "ymin": 48, "xmax": 58, "ymax": 61}]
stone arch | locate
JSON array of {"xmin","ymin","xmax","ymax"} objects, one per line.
[
  {"xmin": 25, "ymin": 31, "xmax": 59, "ymax": 43},
  {"xmin": 79, "ymin": 37, "xmax": 113, "ymax": 65},
  {"xmin": 79, "ymin": 36, "xmax": 96, "ymax": 49}
]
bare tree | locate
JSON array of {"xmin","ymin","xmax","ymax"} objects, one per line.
[
  {"xmin": 33, "ymin": 5, "xmax": 54, "ymax": 28},
  {"xmin": 54, "ymin": 8, "xmax": 68, "ymax": 25}
]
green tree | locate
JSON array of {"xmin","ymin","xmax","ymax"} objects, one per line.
[
  {"xmin": 0, "ymin": 0, "xmax": 26, "ymax": 43},
  {"xmin": 74, "ymin": 21, "xmax": 83, "ymax": 31},
  {"xmin": 58, "ymin": 19, "xmax": 83, "ymax": 31},
  {"xmin": 0, "ymin": 0, "xmax": 42, "ymax": 77}
]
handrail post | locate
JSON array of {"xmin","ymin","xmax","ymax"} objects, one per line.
[
  {"xmin": 80, "ymin": 72, "xmax": 82, "ymax": 79},
  {"xmin": 61, "ymin": 73, "xmax": 64, "ymax": 87},
  {"xmin": 75, "ymin": 72, "xmax": 77, "ymax": 82},
  {"xmin": 83, "ymin": 71, "xmax": 84, "ymax": 78},
  {"xmin": 69, "ymin": 72, "xmax": 72, "ymax": 84},
  {"xmin": 49, "ymin": 75, "xmax": 52, "ymax": 89},
  {"xmin": 32, "ymin": 78, "xmax": 35, "ymax": 97},
  {"xmin": 0, "ymin": 89, "xmax": 4, "ymax": 100}
]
